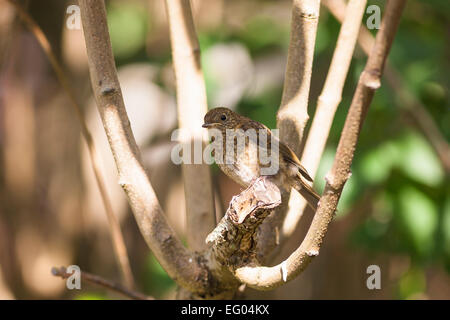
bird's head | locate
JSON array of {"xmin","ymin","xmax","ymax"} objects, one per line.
[{"xmin": 202, "ymin": 107, "xmax": 240, "ymax": 130}]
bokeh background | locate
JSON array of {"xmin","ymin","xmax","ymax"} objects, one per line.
[{"xmin": 0, "ymin": 0, "xmax": 448, "ymax": 299}]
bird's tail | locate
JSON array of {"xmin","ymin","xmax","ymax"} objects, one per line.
[{"xmin": 294, "ymin": 177, "xmax": 321, "ymax": 211}]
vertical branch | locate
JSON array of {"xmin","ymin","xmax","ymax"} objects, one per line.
[
  {"xmin": 278, "ymin": 0, "xmax": 321, "ymax": 155},
  {"xmin": 5, "ymin": 0, "xmax": 135, "ymax": 288},
  {"xmin": 267, "ymin": 1, "xmax": 320, "ymax": 257},
  {"xmin": 165, "ymin": 0, "xmax": 216, "ymax": 251},
  {"xmin": 326, "ymin": 0, "xmax": 406, "ymax": 220},
  {"xmin": 282, "ymin": 0, "xmax": 367, "ymax": 238},
  {"xmin": 234, "ymin": 0, "xmax": 406, "ymax": 290},
  {"xmin": 78, "ymin": 0, "xmax": 210, "ymax": 295}
]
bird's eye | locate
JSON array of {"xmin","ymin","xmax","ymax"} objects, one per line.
[{"xmin": 220, "ymin": 114, "xmax": 227, "ymax": 121}]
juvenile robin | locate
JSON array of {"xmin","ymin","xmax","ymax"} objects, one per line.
[{"xmin": 202, "ymin": 107, "xmax": 320, "ymax": 210}]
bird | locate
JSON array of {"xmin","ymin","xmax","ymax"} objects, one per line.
[{"xmin": 202, "ymin": 107, "xmax": 320, "ymax": 210}]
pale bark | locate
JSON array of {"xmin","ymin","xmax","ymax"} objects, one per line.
[
  {"xmin": 270, "ymin": 1, "xmax": 321, "ymax": 257},
  {"xmin": 165, "ymin": 0, "xmax": 216, "ymax": 251},
  {"xmin": 78, "ymin": 0, "xmax": 210, "ymax": 295},
  {"xmin": 234, "ymin": 0, "xmax": 406, "ymax": 290},
  {"xmin": 257, "ymin": 0, "xmax": 321, "ymax": 263},
  {"xmin": 282, "ymin": 0, "xmax": 367, "ymax": 238},
  {"xmin": 12, "ymin": 0, "xmax": 411, "ymax": 297},
  {"xmin": 278, "ymin": 0, "xmax": 321, "ymax": 155}
]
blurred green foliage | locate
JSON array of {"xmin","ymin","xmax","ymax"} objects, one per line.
[
  {"xmin": 142, "ymin": 254, "xmax": 175, "ymax": 299},
  {"xmin": 107, "ymin": 2, "xmax": 148, "ymax": 62},
  {"xmin": 75, "ymin": 293, "xmax": 107, "ymax": 300},
  {"xmin": 104, "ymin": 0, "xmax": 449, "ymax": 299},
  {"xmin": 397, "ymin": 266, "xmax": 427, "ymax": 299}
]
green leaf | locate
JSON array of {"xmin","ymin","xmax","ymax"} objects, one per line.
[
  {"xmin": 398, "ymin": 132, "xmax": 444, "ymax": 187},
  {"xmin": 360, "ymin": 131, "xmax": 444, "ymax": 186},
  {"xmin": 143, "ymin": 254, "xmax": 175, "ymax": 298},
  {"xmin": 107, "ymin": 3, "xmax": 147, "ymax": 59},
  {"xmin": 405, "ymin": 61, "xmax": 437, "ymax": 92},
  {"xmin": 398, "ymin": 186, "xmax": 438, "ymax": 256},
  {"xmin": 421, "ymin": 81, "xmax": 446, "ymax": 102},
  {"xmin": 359, "ymin": 141, "xmax": 402, "ymax": 184},
  {"xmin": 239, "ymin": 17, "xmax": 289, "ymax": 53}
]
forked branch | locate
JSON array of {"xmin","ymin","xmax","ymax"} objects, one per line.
[
  {"xmin": 232, "ymin": 0, "xmax": 406, "ymax": 290},
  {"xmin": 282, "ymin": 0, "xmax": 367, "ymax": 238},
  {"xmin": 78, "ymin": 0, "xmax": 210, "ymax": 295}
]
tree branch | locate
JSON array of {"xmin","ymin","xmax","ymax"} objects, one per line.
[
  {"xmin": 232, "ymin": 0, "xmax": 406, "ymax": 290},
  {"xmin": 51, "ymin": 266, "xmax": 153, "ymax": 300},
  {"xmin": 278, "ymin": 0, "xmax": 321, "ymax": 155},
  {"xmin": 6, "ymin": 0, "xmax": 135, "ymax": 288},
  {"xmin": 78, "ymin": 0, "xmax": 210, "ymax": 295},
  {"xmin": 165, "ymin": 0, "xmax": 216, "ymax": 251},
  {"xmin": 256, "ymin": 0, "xmax": 321, "ymax": 265},
  {"xmin": 205, "ymin": 177, "xmax": 281, "ymax": 292},
  {"xmin": 324, "ymin": 0, "xmax": 450, "ymax": 173},
  {"xmin": 282, "ymin": 0, "xmax": 367, "ymax": 239}
]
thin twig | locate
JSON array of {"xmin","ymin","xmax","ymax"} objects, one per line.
[
  {"xmin": 165, "ymin": 0, "xmax": 216, "ymax": 251},
  {"xmin": 233, "ymin": 0, "xmax": 406, "ymax": 290},
  {"xmin": 5, "ymin": 0, "xmax": 135, "ymax": 289},
  {"xmin": 51, "ymin": 266, "xmax": 153, "ymax": 300},
  {"xmin": 78, "ymin": 0, "xmax": 210, "ymax": 295},
  {"xmin": 282, "ymin": 0, "xmax": 367, "ymax": 238},
  {"xmin": 324, "ymin": 0, "xmax": 450, "ymax": 172}
]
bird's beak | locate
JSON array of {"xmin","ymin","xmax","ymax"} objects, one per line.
[{"xmin": 202, "ymin": 123, "xmax": 217, "ymax": 128}]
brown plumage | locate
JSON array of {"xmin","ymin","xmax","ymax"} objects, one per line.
[{"xmin": 202, "ymin": 107, "xmax": 320, "ymax": 210}]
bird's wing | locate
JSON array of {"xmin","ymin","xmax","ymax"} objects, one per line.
[
  {"xmin": 237, "ymin": 118, "xmax": 314, "ymax": 182},
  {"xmin": 278, "ymin": 142, "xmax": 314, "ymax": 182}
]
